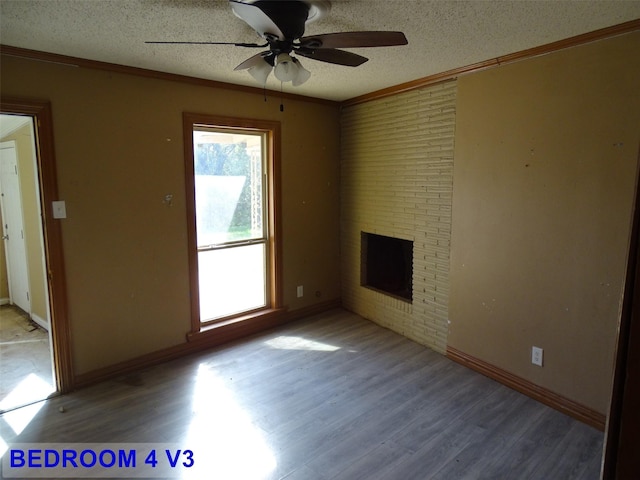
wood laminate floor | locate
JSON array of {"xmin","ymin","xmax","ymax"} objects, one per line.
[
  {"xmin": 0, "ymin": 305, "xmax": 54, "ymax": 412},
  {"xmin": 0, "ymin": 309, "xmax": 603, "ymax": 479}
]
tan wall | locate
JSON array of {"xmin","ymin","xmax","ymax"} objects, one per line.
[
  {"xmin": 0, "ymin": 122, "xmax": 48, "ymax": 321},
  {"xmin": 0, "ymin": 56, "xmax": 341, "ymax": 375},
  {"xmin": 449, "ymin": 32, "xmax": 640, "ymax": 414},
  {"xmin": 341, "ymin": 81, "xmax": 457, "ymax": 353}
]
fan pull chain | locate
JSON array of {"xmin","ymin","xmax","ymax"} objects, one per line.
[{"xmin": 280, "ymin": 82, "xmax": 284, "ymax": 112}]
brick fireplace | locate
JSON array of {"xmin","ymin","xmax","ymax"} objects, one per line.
[{"xmin": 340, "ymin": 80, "xmax": 456, "ymax": 354}]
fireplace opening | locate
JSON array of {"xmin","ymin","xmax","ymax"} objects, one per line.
[{"xmin": 361, "ymin": 232, "xmax": 413, "ymax": 302}]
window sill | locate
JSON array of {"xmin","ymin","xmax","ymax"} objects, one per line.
[{"xmin": 186, "ymin": 307, "xmax": 288, "ymax": 347}]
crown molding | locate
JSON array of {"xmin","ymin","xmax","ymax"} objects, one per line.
[
  {"xmin": 0, "ymin": 44, "xmax": 339, "ymax": 107},
  {"xmin": 342, "ymin": 18, "xmax": 640, "ymax": 107}
]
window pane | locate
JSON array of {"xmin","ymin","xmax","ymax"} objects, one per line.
[
  {"xmin": 194, "ymin": 130, "xmax": 263, "ymax": 246},
  {"xmin": 198, "ymin": 243, "xmax": 267, "ymax": 321}
]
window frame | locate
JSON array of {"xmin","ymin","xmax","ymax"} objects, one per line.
[{"xmin": 183, "ymin": 113, "xmax": 283, "ymax": 335}]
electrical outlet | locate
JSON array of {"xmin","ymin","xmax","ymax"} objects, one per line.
[
  {"xmin": 296, "ymin": 285, "xmax": 303, "ymax": 298},
  {"xmin": 532, "ymin": 346, "xmax": 543, "ymax": 367}
]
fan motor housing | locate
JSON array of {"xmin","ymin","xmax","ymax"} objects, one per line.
[{"xmin": 255, "ymin": 1, "xmax": 310, "ymax": 40}]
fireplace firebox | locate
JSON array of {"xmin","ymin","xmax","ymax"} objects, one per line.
[{"xmin": 361, "ymin": 232, "xmax": 413, "ymax": 302}]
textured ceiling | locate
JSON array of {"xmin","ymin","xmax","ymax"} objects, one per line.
[
  {"xmin": 1, "ymin": 0, "xmax": 639, "ymax": 102},
  {"xmin": 0, "ymin": 115, "xmax": 31, "ymax": 138}
]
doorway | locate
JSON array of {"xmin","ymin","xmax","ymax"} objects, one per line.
[{"xmin": 0, "ymin": 115, "xmax": 55, "ymax": 412}]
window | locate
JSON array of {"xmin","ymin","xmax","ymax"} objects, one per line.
[{"xmin": 184, "ymin": 114, "xmax": 282, "ymax": 331}]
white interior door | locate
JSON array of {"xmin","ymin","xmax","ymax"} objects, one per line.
[{"xmin": 0, "ymin": 141, "xmax": 31, "ymax": 313}]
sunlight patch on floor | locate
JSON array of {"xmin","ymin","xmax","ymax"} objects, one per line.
[
  {"xmin": 182, "ymin": 364, "xmax": 276, "ymax": 479},
  {"xmin": 0, "ymin": 434, "xmax": 7, "ymax": 459},
  {"xmin": 264, "ymin": 335, "xmax": 340, "ymax": 352},
  {"xmin": 0, "ymin": 398, "xmax": 47, "ymax": 465},
  {"xmin": 0, "ymin": 373, "xmax": 52, "ymax": 424}
]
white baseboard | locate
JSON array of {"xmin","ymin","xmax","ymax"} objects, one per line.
[
  {"xmin": 0, "ymin": 298, "xmax": 10, "ymax": 306},
  {"xmin": 31, "ymin": 313, "xmax": 49, "ymax": 331}
]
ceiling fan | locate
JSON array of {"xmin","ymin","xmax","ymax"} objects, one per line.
[{"xmin": 146, "ymin": 0, "xmax": 408, "ymax": 86}]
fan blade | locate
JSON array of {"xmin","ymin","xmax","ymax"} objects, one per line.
[
  {"xmin": 295, "ymin": 48, "xmax": 368, "ymax": 67},
  {"xmin": 299, "ymin": 31, "xmax": 408, "ymax": 49},
  {"xmin": 145, "ymin": 41, "xmax": 266, "ymax": 47},
  {"xmin": 234, "ymin": 51, "xmax": 274, "ymax": 71},
  {"xmin": 229, "ymin": 0, "xmax": 285, "ymax": 40}
]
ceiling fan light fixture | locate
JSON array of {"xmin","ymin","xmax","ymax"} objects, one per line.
[
  {"xmin": 291, "ymin": 57, "xmax": 311, "ymax": 86},
  {"xmin": 248, "ymin": 58, "xmax": 273, "ymax": 84},
  {"xmin": 274, "ymin": 53, "xmax": 297, "ymax": 82}
]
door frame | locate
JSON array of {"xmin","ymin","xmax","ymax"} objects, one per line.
[
  {"xmin": 602, "ymin": 146, "xmax": 640, "ymax": 478},
  {"xmin": 0, "ymin": 97, "xmax": 73, "ymax": 393}
]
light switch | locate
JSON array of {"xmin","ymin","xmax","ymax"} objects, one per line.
[{"xmin": 52, "ymin": 201, "xmax": 67, "ymax": 219}]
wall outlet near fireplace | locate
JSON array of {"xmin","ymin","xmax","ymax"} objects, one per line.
[
  {"xmin": 297, "ymin": 285, "xmax": 304, "ymax": 298},
  {"xmin": 531, "ymin": 346, "xmax": 543, "ymax": 367}
]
